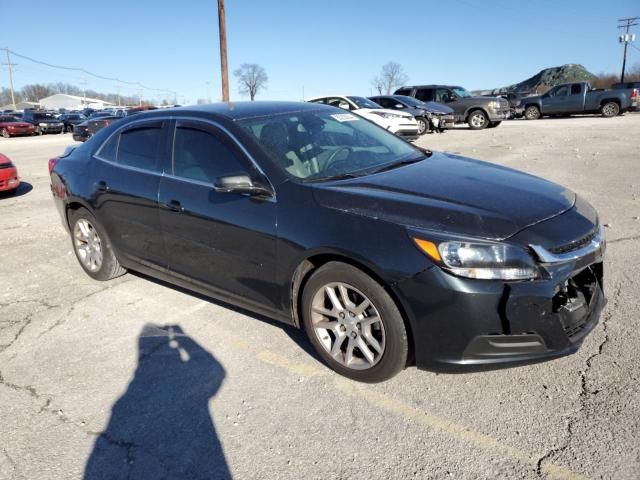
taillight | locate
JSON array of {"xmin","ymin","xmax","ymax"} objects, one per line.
[
  {"xmin": 48, "ymin": 157, "xmax": 60, "ymax": 174},
  {"xmin": 632, "ymin": 89, "xmax": 638, "ymax": 99}
]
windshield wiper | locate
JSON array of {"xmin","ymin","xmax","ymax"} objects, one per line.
[
  {"xmin": 306, "ymin": 172, "xmax": 361, "ymax": 183},
  {"xmin": 366, "ymin": 155, "xmax": 427, "ymax": 175}
]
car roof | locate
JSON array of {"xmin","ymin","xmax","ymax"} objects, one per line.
[
  {"xmin": 397, "ymin": 85, "xmax": 462, "ymax": 90},
  {"xmin": 130, "ymin": 101, "xmax": 334, "ymax": 121}
]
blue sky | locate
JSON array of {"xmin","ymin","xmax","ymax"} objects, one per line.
[{"xmin": 2, "ymin": 0, "xmax": 639, "ymax": 104}]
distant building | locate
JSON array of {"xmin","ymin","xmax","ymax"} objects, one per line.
[
  {"xmin": 2, "ymin": 101, "xmax": 40, "ymax": 111},
  {"xmin": 38, "ymin": 94, "xmax": 114, "ymax": 111}
]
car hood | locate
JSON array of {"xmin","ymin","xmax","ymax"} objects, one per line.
[
  {"xmin": 358, "ymin": 108, "xmax": 414, "ymax": 118},
  {"xmin": 1, "ymin": 122, "xmax": 32, "ymax": 127},
  {"xmin": 311, "ymin": 152, "xmax": 575, "ymax": 241}
]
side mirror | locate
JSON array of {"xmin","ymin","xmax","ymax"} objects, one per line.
[{"xmin": 214, "ymin": 174, "xmax": 273, "ymax": 197}]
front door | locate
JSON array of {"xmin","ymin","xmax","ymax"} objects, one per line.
[
  {"xmin": 157, "ymin": 119, "xmax": 278, "ymax": 309},
  {"xmin": 541, "ymin": 85, "xmax": 569, "ymax": 114}
]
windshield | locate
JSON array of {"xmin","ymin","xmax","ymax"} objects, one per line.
[
  {"xmin": 0, "ymin": 116, "xmax": 18, "ymax": 122},
  {"xmin": 451, "ymin": 87, "xmax": 472, "ymax": 98},
  {"xmin": 346, "ymin": 96, "xmax": 382, "ymax": 109},
  {"xmin": 34, "ymin": 113, "xmax": 55, "ymax": 120},
  {"xmin": 393, "ymin": 95, "xmax": 425, "ymax": 107},
  {"xmin": 239, "ymin": 109, "xmax": 425, "ymax": 181}
]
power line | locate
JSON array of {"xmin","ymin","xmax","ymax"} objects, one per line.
[{"xmin": 2, "ymin": 47, "xmax": 175, "ymax": 97}]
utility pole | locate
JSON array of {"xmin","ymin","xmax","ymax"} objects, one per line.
[
  {"xmin": 217, "ymin": 0, "xmax": 229, "ymax": 102},
  {"xmin": 115, "ymin": 84, "xmax": 122, "ymax": 107},
  {"xmin": 618, "ymin": 17, "xmax": 639, "ymax": 82},
  {"xmin": 2, "ymin": 48, "xmax": 17, "ymax": 110}
]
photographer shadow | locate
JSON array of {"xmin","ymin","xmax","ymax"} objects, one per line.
[{"xmin": 84, "ymin": 324, "xmax": 232, "ymax": 479}]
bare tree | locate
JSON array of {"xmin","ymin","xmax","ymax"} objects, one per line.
[
  {"xmin": 371, "ymin": 62, "xmax": 409, "ymax": 95},
  {"xmin": 21, "ymin": 84, "xmax": 53, "ymax": 101},
  {"xmin": 233, "ymin": 64, "xmax": 268, "ymax": 101}
]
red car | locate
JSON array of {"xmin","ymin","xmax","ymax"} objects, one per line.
[
  {"xmin": 0, "ymin": 115, "xmax": 37, "ymax": 138},
  {"xmin": 0, "ymin": 153, "xmax": 20, "ymax": 194}
]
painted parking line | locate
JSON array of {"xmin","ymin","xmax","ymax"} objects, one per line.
[{"xmin": 178, "ymin": 300, "xmax": 588, "ymax": 480}]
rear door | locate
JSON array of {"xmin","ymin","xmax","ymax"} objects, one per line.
[
  {"xmin": 92, "ymin": 119, "xmax": 169, "ymax": 269},
  {"xmin": 158, "ymin": 119, "xmax": 278, "ymax": 308}
]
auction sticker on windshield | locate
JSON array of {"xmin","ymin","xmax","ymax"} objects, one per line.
[{"xmin": 331, "ymin": 113, "xmax": 359, "ymax": 122}]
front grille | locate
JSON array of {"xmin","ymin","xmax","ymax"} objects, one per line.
[{"xmin": 549, "ymin": 229, "xmax": 597, "ymax": 254}]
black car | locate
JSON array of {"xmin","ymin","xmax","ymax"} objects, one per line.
[
  {"xmin": 369, "ymin": 95, "xmax": 455, "ymax": 134},
  {"xmin": 49, "ymin": 102, "xmax": 606, "ymax": 382},
  {"xmin": 59, "ymin": 113, "xmax": 87, "ymax": 133},
  {"xmin": 22, "ymin": 110, "xmax": 64, "ymax": 134}
]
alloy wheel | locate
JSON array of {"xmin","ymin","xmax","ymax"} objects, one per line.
[
  {"xmin": 602, "ymin": 103, "xmax": 619, "ymax": 117},
  {"xmin": 470, "ymin": 112, "xmax": 486, "ymax": 128},
  {"xmin": 73, "ymin": 219, "xmax": 103, "ymax": 272},
  {"xmin": 310, "ymin": 282, "xmax": 386, "ymax": 370}
]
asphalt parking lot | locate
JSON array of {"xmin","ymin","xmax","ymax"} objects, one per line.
[{"xmin": 1, "ymin": 115, "xmax": 639, "ymax": 480}]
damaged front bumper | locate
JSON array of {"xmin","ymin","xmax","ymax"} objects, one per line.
[{"xmin": 394, "ymin": 230, "xmax": 606, "ymax": 373}]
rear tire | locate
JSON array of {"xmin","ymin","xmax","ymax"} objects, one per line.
[
  {"xmin": 601, "ymin": 102, "xmax": 619, "ymax": 118},
  {"xmin": 68, "ymin": 208, "xmax": 126, "ymax": 281},
  {"xmin": 467, "ymin": 110, "xmax": 488, "ymax": 130},
  {"xmin": 1, "ymin": 129, "xmax": 9, "ymax": 138},
  {"xmin": 487, "ymin": 121, "xmax": 501, "ymax": 128},
  {"xmin": 524, "ymin": 105, "xmax": 541, "ymax": 120},
  {"xmin": 301, "ymin": 262, "xmax": 408, "ymax": 383}
]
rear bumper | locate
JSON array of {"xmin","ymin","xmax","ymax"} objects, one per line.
[{"xmin": 394, "ymin": 247, "xmax": 605, "ymax": 373}]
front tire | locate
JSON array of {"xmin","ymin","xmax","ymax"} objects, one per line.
[
  {"xmin": 601, "ymin": 102, "xmax": 619, "ymax": 118},
  {"xmin": 524, "ymin": 105, "xmax": 541, "ymax": 120},
  {"xmin": 68, "ymin": 208, "xmax": 126, "ymax": 281},
  {"xmin": 467, "ymin": 110, "xmax": 488, "ymax": 130},
  {"xmin": 1, "ymin": 129, "xmax": 9, "ymax": 138},
  {"xmin": 301, "ymin": 262, "xmax": 408, "ymax": 383},
  {"xmin": 417, "ymin": 118, "xmax": 428, "ymax": 135}
]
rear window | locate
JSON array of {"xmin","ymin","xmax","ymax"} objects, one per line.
[{"xmin": 117, "ymin": 126, "xmax": 162, "ymax": 171}]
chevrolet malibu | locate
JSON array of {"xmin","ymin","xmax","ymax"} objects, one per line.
[{"xmin": 49, "ymin": 102, "xmax": 606, "ymax": 382}]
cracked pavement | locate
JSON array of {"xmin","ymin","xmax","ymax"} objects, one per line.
[{"xmin": 1, "ymin": 115, "xmax": 639, "ymax": 479}]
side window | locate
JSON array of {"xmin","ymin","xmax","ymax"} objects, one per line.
[
  {"xmin": 415, "ymin": 88, "xmax": 434, "ymax": 102},
  {"xmin": 173, "ymin": 125, "xmax": 246, "ymax": 183},
  {"xmin": 375, "ymin": 98, "xmax": 392, "ymax": 108},
  {"xmin": 434, "ymin": 89, "xmax": 450, "ymax": 102},
  {"xmin": 118, "ymin": 126, "xmax": 162, "ymax": 171},
  {"xmin": 97, "ymin": 133, "xmax": 119, "ymax": 162},
  {"xmin": 570, "ymin": 84, "xmax": 582, "ymax": 95},
  {"xmin": 553, "ymin": 86, "xmax": 569, "ymax": 97},
  {"xmin": 395, "ymin": 88, "xmax": 411, "ymax": 96},
  {"xmin": 310, "ymin": 98, "xmax": 326, "ymax": 104}
]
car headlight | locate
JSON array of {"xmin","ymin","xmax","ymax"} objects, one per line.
[
  {"xmin": 39, "ymin": 122, "xmax": 47, "ymax": 126},
  {"xmin": 413, "ymin": 237, "xmax": 539, "ymax": 280},
  {"xmin": 370, "ymin": 111, "xmax": 404, "ymax": 120},
  {"xmin": 488, "ymin": 101, "xmax": 501, "ymax": 110}
]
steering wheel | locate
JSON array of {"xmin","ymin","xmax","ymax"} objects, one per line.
[{"xmin": 325, "ymin": 146, "xmax": 353, "ymax": 170}]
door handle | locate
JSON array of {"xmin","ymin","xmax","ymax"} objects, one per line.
[
  {"xmin": 164, "ymin": 200, "xmax": 184, "ymax": 212},
  {"xmin": 95, "ymin": 181, "xmax": 109, "ymax": 192}
]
